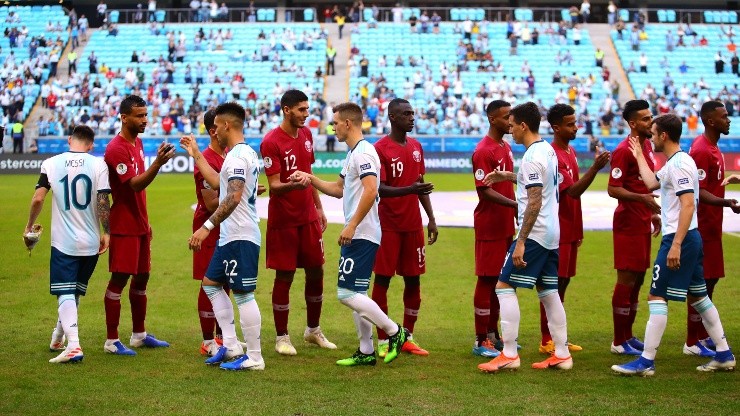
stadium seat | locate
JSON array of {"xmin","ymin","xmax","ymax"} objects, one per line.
[
  {"xmin": 561, "ymin": 9, "xmax": 570, "ymax": 22},
  {"xmin": 619, "ymin": 9, "xmax": 629, "ymax": 22},
  {"xmin": 363, "ymin": 8, "xmax": 373, "ymax": 21},
  {"xmin": 450, "ymin": 8, "xmax": 461, "ymax": 21},
  {"xmin": 704, "ymin": 11, "xmax": 714, "ymax": 23},
  {"xmin": 303, "ymin": 8, "xmax": 314, "ymax": 22},
  {"xmin": 657, "ymin": 10, "xmax": 667, "ymax": 23},
  {"xmin": 720, "ymin": 11, "xmax": 730, "ymax": 23},
  {"xmin": 712, "ymin": 11, "xmax": 722, "ymax": 23},
  {"xmin": 666, "ymin": 10, "xmax": 676, "ymax": 22},
  {"xmin": 257, "ymin": 9, "xmax": 267, "ymax": 21},
  {"xmin": 155, "ymin": 10, "xmax": 165, "ymax": 23},
  {"xmin": 402, "ymin": 8, "xmax": 412, "ymax": 21},
  {"xmin": 109, "ymin": 10, "xmax": 119, "ymax": 24},
  {"xmin": 411, "ymin": 8, "xmax": 421, "ymax": 18},
  {"xmin": 730, "ymin": 11, "xmax": 739, "ymax": 23},
  {"xmin": 266, "ymin": 9, "xmax": 276, "ymax": 21}
]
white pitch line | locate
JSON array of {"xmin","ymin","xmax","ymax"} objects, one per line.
[{"xmin": 724, "ymin": 232, "xmax": 740, "ymax": 238}]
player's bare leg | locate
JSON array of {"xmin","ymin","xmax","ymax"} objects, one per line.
[{"xmin": 304, "ymin": 266, "xmax": 336, "ymax": 349}]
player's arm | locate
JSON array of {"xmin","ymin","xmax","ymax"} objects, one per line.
[
  {"xmin": 566, "ymin": 151, "xmax": 611, "ymax": 198},
  {"xmin": 96, "ymin": 191, "xmax": 111, "ymax": 254},
  {"xmin": 312, "ymin": 185, "xmax": 327, "ymax": 232},
  {"xmin": 294, "ymin": 171, "xmax": 344, "ymax": 198},
  {"xmin": 201, "ymin": 188, "xmax": 219, "ymax": 212},
  {"xmin": 721, "ymin": 173, "xmax": 740, "ymax": 186},
  {"xmin": 181, "ymin": 135, "xmax": 219, "ymax": 189},
  {"xmin": 483, "ymin": 170, "xmax": 516, "ymax": 185},
  {"xmin": 378, "ymin": 175, "xmax": 433, "ymax": 197},
  {"xmin": 628, "ymin": 136, "xmax": 660, "ymax": 191},
  {"xmin": 25, "ymin": 185, "xmax": 49, "ymax": 234},
  {"xmin": 418, "ymin": 176, "xmax": 438, "ymax": 244},
  {"xmin": 338, "ymin": 174, "xmax": 377, "ymax": 246},
  {"xmin": 512, "ymin": 185, "xmax": 542, "ymax": 269},
  {"xmin": 129, "ymin": 142, "xmax": 175, "ymax": 192},
  {"xmin": 189, "ymin": 178, "xmax": 243, "ymax": 251},
  {"xmin": 477, "ymin": 186, "xmax": 517, "ymax": 208},
  {"xmin": 266, "ymin": 172, "xmax": 309, "ymax": 195},
  {"xmin": 667, "ymin": 191, "xmax": 695, "ymax": 270}
]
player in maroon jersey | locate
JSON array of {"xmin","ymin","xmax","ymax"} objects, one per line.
[
  {"xmin": 102, "ymin": 95, "xmax": 174, "ymax": 355},
  {"xmin": 470, "ymin": 100, "xmax": 516, "ymax": 357},
  {"xmin": 260, "ymin": 90, "xmax": 335, "ymax": 355},
  {"xmin": 607, "ymin": 99, "xmax": 661, "ymax": 355},
  {"xmin": 539, "ymin": 104, "xmax": 610, "ymax": 355},
  {"xmin": 685, "ymin": 101, "xmax": 740, "ymax": 356},
  {"xmin": 371, "ymin": 98, "xmax": 437, "ymax": 357}
]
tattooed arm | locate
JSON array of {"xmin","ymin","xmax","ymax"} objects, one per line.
[
  {"xmin": 512, "ymin": 186, "xmax": 542, "ymax": 269},
  {"xmin": 188, "ymin": 178, "xmax": 244, "ymax": 251},
  {"xmin": 97, "ymin": 191, "xmax": 111, "ymax": 254}
]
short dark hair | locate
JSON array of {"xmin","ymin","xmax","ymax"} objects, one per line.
[
  {"xmin": 510, "ymin": 102, "xmax": 541, "ymax": 132},
  {"xmin": 486, "ymin": 100, "xmax": 511, "ymax": 115},
  {"xmin": 387, "ymin": 98, "xmax": 410, "ymax": 116},
  {"xmin": 700, "ymin": 100, "xmax": 725, "ymax": 120},
  {"xmin": 547, "ymin": 104, "xmax": 575, "ymax": 126},
  {"xmin": 119, "ymin": 95, "xmax": 147, "ymax": 115},
  {"xmin": 280, "ymin": 89, "xmax": 309, "ymax": 110},
  {"xmin": 333, "ymin": 102, "xmax": 363, "ymax": 126},
  {"xmin": 622, "ymin": 99, "xmax": 649, "ymax": 121},
  {"xmin": 652, "ymin": 114, "xmax": 682, "ymax": 143},
  {"xmin": 71, "ymin": 125, "xmax": 95, "ymax": 143},
  {"xmin": 215, "ymin": 102, "xmax": 246, "ymax": 125},
  {"xmin": 203, "ymin": 108, "xmax": 217, "ymax": 131}
]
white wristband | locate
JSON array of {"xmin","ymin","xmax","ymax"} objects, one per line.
[{"xmin": 203, "ymin": 220, "xmax": 215, "ymax": 231}]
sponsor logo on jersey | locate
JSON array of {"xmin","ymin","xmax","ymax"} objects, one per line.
[
  {"xmin": 412, "ymin": 150, "xmax": 421, "ymax": 162},
  {"xmin": 305, "ymin": 140, "xmax": 312, "ymax": 152},
  {"xmin": 697, "ymin": 168, "xmax": 706, "ymax": 180},
  {"xmin": 557, "ymin": 172, "xmax": 564, "ymax": 184},
  {"xmin": 263, "ymin": 156, "xmax": 272, "ymax": 168},
  {"xmin": 475, "ymin": 168, "xmax": 485, "ymax": 180},
  {"xmin": 677, "ymin": 177, "xmax": 689, "ymax": 185},
  {"xmin": 116, "ymin": 163, "xmax": 128, "ymax": 175},
  {"xmin": 611, "ymin": 167, "xmax": 622, "ymax": 179},
  {"xmin": 391, "ymin": 157, "xmax": 400, "ymax": 162},
  {"xmin": 234, "ymin": 168, "xmax": 245, "ymax": 175},
  {"xmin": 360, "ymin": 163, "xmax": 371, "ymax": 171}
]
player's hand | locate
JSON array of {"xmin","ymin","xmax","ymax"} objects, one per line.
[
  {"xmin": 721, "ymin": 174, "xmax": 740, "ymax": 186},
  {"xmin": 483, "ymin": 170, "xmax": 513, "ymax": 186},
  {"xmin": 179, "ymin": 134, "xmax": 201, "ymax": 158},
  {"xmin": 651, "ymin": 214, "xmax": 662, "ymax": 237},
  {"xmin": 592, "ymin": 150, "xmax": 611, "ymax": 170},
  {"xmin": 338, "ymin": 224, "xmax": 356, "ymax": 246},
  {"xmin": 667, "ymin": 243, "xmax": 681, "ymax": 270},
  {"xmin": 513, "ymin": 240, "xmax": 527, "ymax": 269},
  {"xmin": 577, "ymin": 239, "xmax": 583, "ymax": 247},
  {"xmin": 317, "ymin": 207, "xmax": 328, "ymax": 232},
  {"xmin": 257, "ymin": 184, "xmax": 266, "ymax": 195},
  {"xmin": 289, "ymin": 171, "xmax": 311, "ymax": 189},
  {"xmin": 98, "ymin": 233, "xmax": 110, "ymax": 254},
  {"xmin": 427, "ymin": 219, "xmax": 438, "ymax": 245},
  {"xmin": 642, "ymin": 193, "xmax": 661, "ymax": 214},
  {"xmin": 189, "ymin": 227, "xmax": 210, "ymax": 251},
  {"xmin": 410, "ymin": 175, "xmax": 434, "ymax": 195},
  {"xmin": 155, "ymin": 141, "xmax": 176, "ymax": 166},
  {"xmin": 628, "ymin": 136, "xmax": 643, "ymax": 159}
]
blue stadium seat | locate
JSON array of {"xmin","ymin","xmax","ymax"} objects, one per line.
[
  {"xmin": 720, "ymin": 11, "xmax": 730, "ymax": 23},
  {"xmin": 363, "ymin": 8, "xmax": 373, "ymax": 21},
  {"xmin": 730, "ymin": 11, "xmax": 739, "ymax": 23},
  {"xmin": 402, "ymin": 8, "xmax": 412, "ymax": 21},
  {"xmin": 704, "ymin": 11, "xmax": 714, "ymax": 23},
  {"xmin": 619, "ymin": 9, "xmax": 629, "ymax": 22},
  {"xmin": 303, "ymin": 8, "xmax": 314, "ymax": 22},
  {"xmin": 109, "ymin": 10, "xmax": 119, "ymax": 24},
  {"xmin": 561, "ymin": 9, "xmax": 570, "ymax": 22},
  {"xmin": 657, "ymin": 10, "xmax": 667, "ymax": 23},
  {"xmin": 666, "ymin": 10, "xmax": 676, "ymax": 22},
  {"xmin": 257, "ymin": 9, "xmax": 267, "ymax": 21},
  {"xmin": 450, "ymin": 8, "xmax": 461, "ymax": 21},
  {"xmin": 266, "ymin": 9, "xmax": 276, "ymax": 21},
  {"xmin": 712, "ymin": 11, "xmax": 721, "ymax": 23},
  {"xmin": 411, "ymin": 8, "xmax": 421, "ymax": 18},
  {"xmin": 155, "ymin": 10, "xmax": 165, "ymax": 23},
  {"xmin": 474, "ymin": 8, "xmax": 485, "ymax": 21}
]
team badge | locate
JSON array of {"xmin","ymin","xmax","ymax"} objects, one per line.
[
  {"xmin": 140, "ymin": 150, "xmax": 145, "ymax": 159},
  {"xmin": 557, "ymin": 172, "xmax": 564, "ymax": 184},
  {"xmin": 697, "ymin": 169, "xmax": 706, "ymax": 180},
  {"xmin": 611, "ymin": 168, "xmax": 622, "ymax": 179},
  {"xmin": 304, "ymin": 140, "xmax": 313, "ymax": 152},
  {"xmin": 475, "ymin": 168, "xmax": 485, "ymax": 180},
  {"xmin": 263, "ymin": 156, "xmax": 272, "ymax": 168},
  {"xmin": 412, "ymin": 150, "xmax": 421, "ymax": 162},
  {"xmin": 116, "ymin": 163, "xmax": 128, "ymax": 175},
  {"xmin": 203, "ymin": 179, "xmax": 211, "ymax": 189}
]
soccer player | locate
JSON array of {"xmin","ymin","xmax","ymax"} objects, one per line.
[
  {"xmin": 612, "ymin": 114, "xmax": 735, "ymax": 376},
  {"xmin": 103, "ymin": 95, "xmax": 174, "ymax": 355},
  {"xmin": 607, "ymin": 99, "xmax": 660, "ymax": 356},
  {"xmin": 685, "ymin": 101, "xmax": 740, "ymax": 356},
  {"xmin": 187, "ymin": 102, "xmax": 264, "ymax": 371},
  {"xmin": 371, "ymin": 98, "xmax": 437, "ymax": 358},
  {"xmin": 25, "ymin": 125, "xmax": 111, "ymax": 364},
  {"xmin": 538, "ymin": 104, "xmax": 610, "ymax": 354},
  {"xmin": 478, "ymin": 102, "xmax": 573, "ymax": 372},
  {"xmin": 260, "ymin": 90, "xmax": 335, "ymax": 356},
  {"xmin": 470, "ymin": 100, "xmax": 515, "ymax": 358},
  {"xmin": 290, "ymin": 102, "xmax": 409, "ymax": 366}
]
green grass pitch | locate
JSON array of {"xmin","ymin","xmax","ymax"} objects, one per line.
[{"xmin": 0, "ymin": 173, "xmax": 738, "ymax": 415}]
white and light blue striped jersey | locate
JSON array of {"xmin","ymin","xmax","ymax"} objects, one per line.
[
  {"xmin": 218, "ymin": 142, "xmax": 261, "ymax": 247},
  {"xmin": 516, "ymin": 140, "xmax": 560, "ymax": 250},
  {"xmin": 656, "ymin": 151, "xmax": 699, "ymax": 235},
  {"xmin": 340, "ymin": 139, "xmax": 382, "ymax": 244},
  {"xmin": 40, "ymin": 152, "xmax": 110, "ymax": 256}
]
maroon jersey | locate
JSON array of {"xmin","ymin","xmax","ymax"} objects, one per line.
[
  {"xmin": 608, "ymin": 136, "xmax": 655, "ymax": 235},
  {"xmin": 260, "ymin": 126, "xmax": 318, "ymax": 228},
  {"xmin": 192, "ymin": 146, "xmax": 225, "ymax": 237},
  {"xmin": 104, "ymin": 134, "xmax": 149, "ymax": 235},
  {"xmin": 553, "ymin": 143, "xmax": 583, "ymax": 243},
  {"xmin": 472, "ymin": 136, "xmax": 515, "ymax": 241},
  {"xmin": 689, "ymin": 134, "xmax": 725, "ymax": 241},
  {"xmin": 375, "ymin": 136, "xmax": 425, "ymax": 232}
]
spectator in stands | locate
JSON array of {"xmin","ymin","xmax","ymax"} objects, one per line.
[
  {"xmin": 68, "ymin": 50, "xmax": 78, "ymax": 76},
  {"xmin": 607, "ymin": 1, "xmax": 617, "ymax": 26},
  {"xmin": 615, "ymin": 18, "xmax": 625, "ymax": 40},
  {"xmin": 716, "ymin": 51, "xmax": 726, "ymax": 74},
  {"xmin": 630, "ymin": 25, "xmax": 640, "ymax": 51},
  {"xmin": 699, "ymin": 36, "xmax": 708, "ymax": 47},
  {"xmin": 107, "ymin": 24, "xmax": 118, "ymax": 37},
  {"xmin": 580, "ymin": 0, "xmax": 591, "ymax": 23},
  {"xmin": 509, "ymin": 33, "xmax": 518, "ymax": 56},
  {"xmin": 731, "ymin": 53, "xmax": 739, "ymax": 76},
  {"xmin": 573, "ymin": 24, "xmax": 583, "ymax": 45},
  {"xmin": 335, "ymin": 13, "xmax": 346, "ymax": 39},
  {"xmin": 678, "ymin": 61, "xmax": 692, "ymax": 74},
  {"xmin": 97, "ymin": 1, "xmax": 107, "ymax": 25},
  {"xmin": 666, "ymin": 30, "xmax": 674, "ymax": 52},
  {"xmin": 595, "ymin": 48, "xmax": 605, "ymax": 67},
  {"xmin": 88, "ymin": 51, "xmax": 98, "ymax": 74},
  {"xmin": 639, "ymin": 53, "xmax": 648, "ymax": 73}
]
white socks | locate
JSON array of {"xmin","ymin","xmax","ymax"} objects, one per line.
[
  {"xmin": 58, "ymin": 295, "xmax": 79, "ymax": 349},
  {"xmin": 692, "ymin": 296, "xmax": 730, "ymax": 352},
  {"xmin": 338, "ymin": 291, "xmax": 398, "ymax": 337},
  {"xmin": 641, "ymin": 300, "xmax": 668, "ymax": 360},
  {"xmin": 539, "ymin": 290, "xmax": 569, "ymax": 358},
  {"xmin": 203, "ymin": 285, "xmax": 239, "ymax": 350},
  {"xmin": 235, "ymin": 292, "xmax": 262, "ymax": 362},
  {"xmin": 353, "ymin": 311, "xmax": 374, "ymax": 355},
  {"xmin": 496, "ymin": 288, "xmax": 520, "ymax": 358}
]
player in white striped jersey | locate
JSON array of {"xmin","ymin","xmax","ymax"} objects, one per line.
[
  {"xmin": 186, "ymin": 102, "xmax": 264, "ymax": 371},
  {"xmin": 479, "ymin": 102, "xmax": 572, "ymax": 372},
  {"xmin": 613, "ymin": 114, "xmax": 735, "ymax": 376},
  {"xmin": 24, "ymin": 125, "xmax": 111, "ymax": 364},
  {"xmin": 290, "ymin": 102, "xmax": 410, "ymax": 367}
]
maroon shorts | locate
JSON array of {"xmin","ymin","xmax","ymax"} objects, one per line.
[
  {"xmin": 109, "ymin": 233, "xmax": 151, "ymax": 275},
  {"xmin": 702, "ymin": 239, "xmax": 724, "ymax": 280},
  {"xmin": 613, "ymin": 232, "xmax": 651, "ymax": 272},
  {"xmin": 266, "ymin": 220, "xmax": 325, "ymax": 271},
  {"xmin": 193, "ymin": 241, "xmax": 217, "ymax": 280},
  {"xmin": 558, "ymin": 241, "xmax": 579, "ymax": 278},
  {"xmin": 373, "ymin": 229, "xmax": 426, "ymax": 277},
  {"xmin": 475, "ymin": 237, "xmax": 513, "ymax": 277}
]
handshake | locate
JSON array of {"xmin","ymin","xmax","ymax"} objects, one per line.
[{"xmin": 288, "ymin": 171, "xmax": 312, "ymax": 189}]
